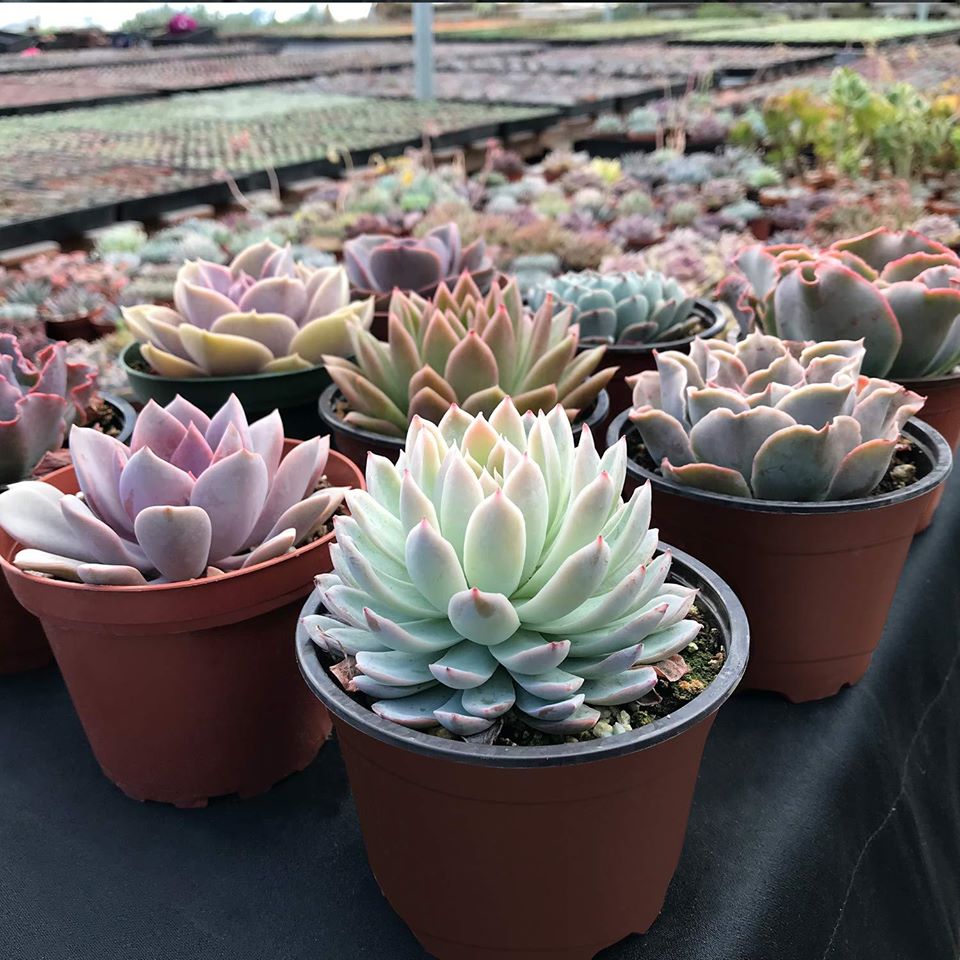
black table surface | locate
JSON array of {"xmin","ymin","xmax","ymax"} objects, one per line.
[{"xmin": 2, "ymin": 470, "xmax": 959, "ymax": 960}]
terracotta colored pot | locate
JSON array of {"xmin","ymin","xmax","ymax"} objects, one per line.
[
  {"xmin": 318, "ymin": 384, "xmax": 611, "ymax": 468},
  {"xmin": 44, "ymin": 314, "xmax": 99, "ymax": 342},
  {"xmin": 748, "ymin": 217, "xmax": 772, "ymax": 241},
  {"xmin": 576, "ymin": 299, "xmax": 724, "ymax": 429},
  {"xmin": 609, "ymin": 412, "xmax": 952, "ymax": 703},
  {"xmin": 296, "ymin": 547, "xmax": 748, "ymax": 960},
  {"xmin": 0, "ymin": 446, "xmax": 364, "ymax": 807},
  {"xmin": 900, "ymin": 371, "xmax": 960, "ymax": 532}
]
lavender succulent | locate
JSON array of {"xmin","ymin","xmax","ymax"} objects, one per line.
[
  {"xmin": 718, "ymin": 228, "xmax": 960, "ymax": 378},
  {"xmin": 529, "ymin": 270, "xmax": 698, "ymax": 346},
  {"xmin": 629, "ymin": 333, "xmax": 924, "ymax": 501},
  {"xmin": 324, "ymin": 274, "xmax": 615, "ymax": 436},
  {"xmin": 608, "ymin": 214, "xmax": 664, "ymax": 252},
  {"xmin": 343, "ymin": 223, "xmax": 495, "ymax": 307},
  {"xmin": 0, "ymin": 395, "xmax": 346, "ymax": 585},
  {"xmin": 305, "ymin": 399, "xmax": 701, "ymax": 736},
  {"xmin": 0, "ymin": 335, "xmax": 97, "ymax": 485},
  {"xmin": 123, "ymin": 240, "xmax": 373, "ymax": 377}
]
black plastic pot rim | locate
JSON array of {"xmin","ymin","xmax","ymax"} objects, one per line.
[
  {"xmin": 608, "ymin": 410, "xmax": 953, "ymax": 516},
  {"xmin": 318, "ymin": 383, "xmax": 611, "ymax": 456},
  {"xmin": 100, "ymin": 392, "xmax": 137, "ymax": 446},
  {"xmin": 296, "ymin": 542, "xmax": 748, "ymax": 769},
  {"xmin": 120, "ymin": 341, "xmax": 326, "ymax": 389},
  {"xmin": 576, "ymin": 298, "xmax": 724, "ymax": 357}
]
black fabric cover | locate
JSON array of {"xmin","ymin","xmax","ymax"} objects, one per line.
[{"xmin": 2, "ymin": 471, "xmax": 958, "ymax": 960}]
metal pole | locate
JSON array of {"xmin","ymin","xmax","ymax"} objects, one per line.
[
  {"xmin": 916, "ymin": 2, "xmax": 930, "ymax": 21},
  {"xmin": 413, "ymin": 2, "xmax": 434, "ymax": 102}
]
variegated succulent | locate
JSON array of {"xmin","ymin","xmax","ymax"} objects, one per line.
[
  {"xmin": 323, "ymin": 274, "xmax": 616, "ymax": 437},
  {"xmin": 718, "ymin": 228, "xmax": 960, "ymax": 378},
  {"xmin": 629, "ymin": 333, "xmax": 924, "ymax": 501},
  {"xmin": 343, "ymin": 223, "xmax": 495, "ymax": 309},
  {"xmin": 305, "ymin": 399, "xmax": 701, "ymax": 736},
  {"xmin": 527, "ymin": 270, "xmax": 699, "ymax": 345},
  {"xmin": 0, "ymin": 335, "xmax": 97, "ymax": 486},
  {"xmin": 0, "ymin": 395, "xmax": 346, "ymax": 585},
  {"xmin": 123, "ymin": 240, "xmax": 373, "ymax": 377}
]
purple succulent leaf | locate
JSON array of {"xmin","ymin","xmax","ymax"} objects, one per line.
[
  {"xmin": 0, "ymin": 376, "xmax": 22, "ymax": 419},
  {"xmin": 690, "ymin": 406, "xmax": 796, "ymax": 479},
  {"xmin": 459, "ymin": 239, "xmax": 489, "ymax": 275},
  {"xmin": 773, "ymin": 381, "xmax": 857, "ymax": 429},
  {"xmin": 228, "ymin": 274, "xmax": 255, "ymax": 301},
  {"xmin": 133, "ymin": 504, "xmax": 212, "ymax": 581},
  {"xmin": 750, "ymin": 416, "xmax": 861, "ymax": 501},
  {"xmin": 204, "ymin": 394, "xmax": 252, "ymax": 451},
  {"xmin": 189, "ymin": 449, "xmax": 269, "ymax": 563},
  {"xmin": 229, "ymin": 240, "xmax": 284, "ymax": 279},
  {"xmin": 851, "ymin": 382, "xmax": 925, "ymax": 441},
  {"xmin": 59, "ymin": 494, "xmax": 148, "ymax": 570},
  {"xmin": 305, "ymin": 268, "xmax": 349, "ymax": 318},
  {"xmin": 0, "ymin": 483, "xmax": 102, "ymax": 562},
  {"xmin": 248, "ymin": 409, "xmax": 284, "ymax": 483},
  {"xmin": 773, "ymin": 260, "xmax": 902, "ymax": 377},
  {"xmin": 239, "ymin": 527, "xmax": 297, "ymax": 569},
  {"xmin": 169, "ymin": 422, "xmax": 214, "ymax": 477},
  {"xmin": 661, "ymin": 459, "xmax": 752, "ymax": 497},
  {"xmin": 883, "ymin": 282, "xmax": 960, "ymax": 379},
  {"xmin": 118, "ymin": 447, "xmax": 194, "ymax": 522},
  {"xmin": 655, "ymin": 351, "xmax": 699, "ymax": 424},
  {"xmin": 879, "ymin": 252, "xmax": 960, "ymax": 284},
  {"xmin": 174, "ymin": 280, "xmax": 238, "ymax": 330},
  {"xmin": 210, "ymin": 311, "xmax": 299, "ymax": 358},
  {"xmin": 237, "ymin": 278, "xmax": 308, "ymax": 323},
  {"xmin": 164, "ymin": 395, "xmax": 211, "ymax": 435},
  {"xmin": 131, "ymin": 400, "xmax": 188, "ymax": 460},
  {"xmin": 735, "ymin": 331, "xmax": 790, "ymax": 372},
  {"xmin": 735, "ymin": 245, "xmax": 782, "ymax": 301},
  {"xmin": 211, "ymin": 422, "xmax": 247, "ymax": 463},
  {"xmin": 261, "ymin": 244, "xmax": 296, "ymax": 279},
  {"xmin": 263, "ymin": 487, "xmax": 345, "ymax": 545},
  {"xmin": 246, "ymin": 436, "xmax": 323, "ymax": 546},
  {"xmin": 742, "ymin": 352, "xmax": 805, "ymax": 394},
  {"xmin": 826, "ymin": 439, "xmax": 896, "ymax": 500},
  {"xmin": 686, "ymin": 387, "xmax": 750, "ymax": 425},
  {"xmin": 368, "ymin": 246, "xmax": 444, "ymax": 294},
  {"xmin": 196, "ymin": 262, "xmax": 235, "ymax": 295},
  {"xmin": 342, "ymin": 241, "xmax": 378, "ymax": 290},
  {"xmin": 629, "ymin": 407, "xmax": 695, "ymax": 466},
  {"xmin": 0, "ymin": 394, "xmax": 68, "ymax": 484},
  {"xmin": 30, "ymin": 342, "xmax": 67, "ymax": 399},
  {"xmin": 77, "ymin": 563, "xmax": 149, "ymax": 586},
  {"xmin": 830, "ymin": 228, "xmax": 955, "ymax": 273},
  {"xmin": 12, "ymin": 548, "xmax": 82, "ymax": 581},
  {"xmin": 68, "ymin": 426, "xmax": 134, "ymax": 536}
]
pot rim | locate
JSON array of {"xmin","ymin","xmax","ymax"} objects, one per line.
[
  {"xmin": 608, "ymin": 410, "xmax": 952, "ymax": 515},
  {"xmin": 0, "ymin": 448, "xmax": 363, "ymax": 597},
  {"xmin": 99, "ymin": 391, "xmax": 136, "ymax": 446},
  {"xmin": 120, "ymin": 341, "xmax": 329, "ymax": 388},
  {"xmin": 318, "ymin": 382, "xmax": 611, "ymax": 455},
  {"xmin": 296, "ymin": 543, "xmax": 749, "ymax": 769},
  {"xmin": 574, "ymin": 298, "xmax": 725, "ymax": 357},
  {"xmin": 898, "ymin": 368, "xmax": 960, "ymax": 389}
]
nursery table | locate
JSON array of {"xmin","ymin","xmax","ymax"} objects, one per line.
[{"xmin": 2, "ymin": 470, "xmax": 959, "ymax": 960}]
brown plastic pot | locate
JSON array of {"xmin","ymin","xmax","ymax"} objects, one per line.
[
  {"xmin": 0, "ymin": 445, "xmax": 364, "ymax": 807},
  {"xmin": 319, "ymin": 383, "xmax": 612, "ymax": 469},
  {"xmin": 296, "ymin": 547, "xmax": 748, "ymax": 960},
  {"xmin": 900, "ymin": 371, "xmax": 960, "ymax": 532},
  {"xmin": 608, "ymin": 411, "xmax": 952, "ymax": 703},
  {"xmin": 576, "ymin": 299, "xmax": 725, "ymax": 427}
]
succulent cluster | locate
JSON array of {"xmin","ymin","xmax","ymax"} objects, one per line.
[
  {"xmin": 528, "ymin": 270, "xmax": 699, "ymax": 346},
  {"xmin": 123, "ymin": 240, "xmax": 373, "ymax": 377},
  {"xmin": 718, "ymin": 228, "xmax": 960, "ymax": 379},
  {"xmin": 306, "ymin": 400, "xmax": 701, "ymax": 736},
  {"xmin": 0, "ymin": 395, "xmax": 346, "ymax": 585},
  {"xmin": 343, "ymin": 223, "xmax": 495, "ymax": 308},
  {"xmin": 629, "ymin": 333, "xmax": 924, "ymax": 501},
  {"xmin": 0, "ymin": 335, "xmax": 97, "ymax": 486},
  {"xmin": 324, "ymin": 273, "xmax": 615, "ymax": 436}
]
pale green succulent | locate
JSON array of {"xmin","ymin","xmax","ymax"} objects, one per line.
[
  {"xmin": 528, "ymin": 270, "xmax": 699, "ymax": 345},
  {"xmin": 305, "ymin": 399, "xmax": 701, "ymax": 736}
]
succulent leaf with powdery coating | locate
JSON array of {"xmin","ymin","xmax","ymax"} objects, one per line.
[
  {"xmin": 628, "ymin": 332, "xmax": 924, "ymax": 502},
  {"xmin": 717, "ymin": 228, "xmax": 960, "ymax": 378},
  {"xmin": 322, "ymin": 273, "xmax": 616, "ymax": 437},
  {"xmin": 0, "ymin": 394, "xmax": 347, "ymax": 586},
  {"xmin": 122, "ymin": 240, "xmax": 373, "ymax": 378},
  {"xmin": 528, "ymin": 270, "xmax": 699, "ymax": 346},
  {"xmin": 343, "ymin": 222, "xmax": 495, "ymax": 308},
  {"xmin": 306, "ymin": 399, "xmax": 699, "ymax": 736},
  {"xmin": 0, "ymin": 334, "xmax": 97, "ymax": 486}
]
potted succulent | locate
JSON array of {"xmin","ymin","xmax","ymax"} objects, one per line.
[
  {"xmin": 0, "ymin": 335, "xmax": 134, "ymax": 674},
  {"xmin": 343, "ymin": 223, "xmax": 495, "ymax": 338},
  {"xmin": 718, "ymin": 228, "xmax": 960, "ymax": 529},
  {"xmin": 527, "ymin": 270, "xmax": 725, "ymax": 417},
  {"xmin": 318, "ymin": 274, "xmax": 616, "ymax": 466},
  {"xmin": 0, "ymin": 394, "xmax": 363, "ymax": 806},
  {"xmin": 608, "ymin": 333, "xmax": 951, "ymax": 702},
  {"xmin": 121, "ymin": 240, "xmax": 373, "ymax": 440},
  {"xmin": 297, "ymin": 400, "xmax": 748, "ymax": 959}
]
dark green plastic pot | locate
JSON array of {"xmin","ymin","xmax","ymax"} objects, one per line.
[{"xmin": 121, "ymin": 342, "xmax": 331, "ymax": 440}]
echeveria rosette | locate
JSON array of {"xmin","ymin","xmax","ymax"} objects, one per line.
[
  {"xmin": 528, "ymin": 270, "xmax": 699, "ymax": 346},
  {"xmin": 343, "ymin": 223, "xmax": 495, "ymax": 309},
  {"xmin": 322, "ymin": 273, "xmax": 616, "ymax": 437},
  {"xmin": 0, "ymin": 394, "xmax": 347, "ymax": 586},
  {"xmin": 628, "ymin": 333, "xmax": 925, "ymax": 502},
  {"xmin": 305, "ymin": 399, "xmax": 701, "ymax": 737},
  {"xmin": 717, "ymin": 228, "xmax": 960, "ymax": 379},
  {"xmin": 122, "ymin": 240, "xmax": 373, "ymax": 377},
  {"xmin": 0, "ymin": 335, "xmax": 97, "ymax": 486}
]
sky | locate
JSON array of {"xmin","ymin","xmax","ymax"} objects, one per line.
[{"xmin": 0, "ymin": 2, "xmax": 374, "ymax": 30}]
